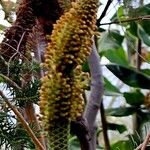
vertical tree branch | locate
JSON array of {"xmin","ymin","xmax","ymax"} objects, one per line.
[
  {"xmin": 100, "ymin": 101, "xmax": 110, "ymax": 150},
  {"xmin": 96, "ymin": 0, "xmax": 113, "ymax": 27},
  {"xmin": 136, "ymin": 39, "xmax": 142, "ymax": 71},
  {"xmin": 84, "ymin": 40, "xmax": 104, "ymax": 149}
]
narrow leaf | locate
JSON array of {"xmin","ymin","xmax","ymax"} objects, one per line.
[
  {"xmin": 107, "ymin": 123, "xmax": 127, "ymax": 133},
  {"xmin": 104, "ymin": 77, "xmax": 121, "ymax": 96},
  {"xmin": 106, "ymin": 107, "xmax": 136, "ymax": 117},
  {"xmin": 138, "ymin": 25, "xmax": 150, "ymax": 46}
]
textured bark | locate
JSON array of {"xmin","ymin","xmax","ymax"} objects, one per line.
[{"xmin": 84, "ymin": 41, "xmax": 104, "ymax": 149}]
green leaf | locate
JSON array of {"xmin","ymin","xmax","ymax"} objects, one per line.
[
  {"xmin": 103, "ymin": 48, "xmax": 128, "ymax": 66},
  {"xmin": 117, "ymin": 6, "xmax": 124, "ymax": 18},
  {"xmin": 135, "ymin": 3, "xmax": 150, "ymax": 34},
  {"xmin": 128, "ymin": 22, "xmax": 138, "ymax": 37},
  {"xmin": 97, "ymin": 30, "xmax": 124, "ymax": 52},
  {"xmin": 106, "ymin": 107, "xmax": 136, "ymax": 117},
  {"xmin": 106, "ymin": 64, "xmax": 150, "ymax": 89},
  {"xmin": 107, "ymin": 123, "xmax": 127, "ymax": 133},
  {"xmin": 111, "ymin": 6, "xmax": 124, "ymax": 21},
  {"xmin": 104, "ymin": 77, "xmax": 121, "ymax": 96},
  {"xmin": 124, "ymin": 91, "xmax": 144, "ymax": 106},
  {"xmin": 138, "ymin": 25, "xmax": 150, "ymax": 46},
  {"xmin": 111, "ymin": 140, "xmax": 134, "ymax": 150}
]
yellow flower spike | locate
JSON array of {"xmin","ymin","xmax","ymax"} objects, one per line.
[{"xmin": 40, "ymin": 0, "xmax": 98, "ymax": 148}]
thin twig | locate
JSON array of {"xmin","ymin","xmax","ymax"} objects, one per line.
[
  {"xmin": 136, "ymin": 39, "xmax": 142, "ymax": 71},
  {"xmin": 97, "ymin": 0, "xmax": 113, "ymax": 27},
  {"xmin": 135, "ymin": 132, "xmax": 150, "ymax": 150},
  {"xmin": 0, "ymin": 74, "xmax": 22, "ymax": 91},
  {"xmin": 0, "ymin": 90, "xmax": 45, "ymax": 150},
  {"xmin": 7, "ymin": 32, "xmax": 26, "ymax": 76},
  {"xmin": 100, "ymin": 101, "xmax": 110, "ymax": 150},
  {"xmin": 99, "ymin": 15, "xmax": 150, "ymax": 26}
]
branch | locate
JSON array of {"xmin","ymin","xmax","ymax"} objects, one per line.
[
  {"xmin": 135, "ymin": 132, "xmax": 150, "ymax": 150},
  {"xmin": 0, "ymin": 90, "xmax": 45, "ymax": 150},
  {"xmin": 100, "ymin": 101, "xmax": 110, "ymax": 150},
  {"xmin": 99, "ymin": 15, "xmax": 150, "ymax": 26},
  {"xmin": 136, "ymin": 39, "xmax": 142, "ymax": 71},
  {"xmin": 96, "ymin": 0, "xmax": 113, "ymax": 27},
  {"xmin": 84, "ymin": 40, "xmax": 104, "ymax": 149},
  {"xmin": 0, "ymin": 74, "xmax": 21, "ymax": 91}
]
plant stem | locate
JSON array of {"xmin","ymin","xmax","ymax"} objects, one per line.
[
  {"xmin": 96, "ymin": 0, "xmax": 113, "ymax": 27},
  {"xmin": 100, "ymin": 101, "xmax": 110, "ymax": 150},
  {"xmin": 0, "ymin": 90, "xmax": 45, "ymax": 150},
  {"xmin": 133, "ymin": 39, "xmax": 142, "ymax": 133},
  {"xmin": 99, "ymin": 15, "xmax": 150, "ymax": 26},
  {"xmin": 136, "ymin": 39, "xmax": 142, "ymax": 71},
  {"xmin": 0, "ymin": 74, "xmax": 21, "ymax": 91},
  {"xmin": 84, "ymin": 41, "xmax": 104, "ymax": 150},
  {"xmin": 24, "ymin": 103, "xmax": 46, "ymax": 148}
]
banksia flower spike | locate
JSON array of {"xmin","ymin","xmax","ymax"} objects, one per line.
[
  {"xmin": 39, "ymin": 0, "xmax": 98, "ymax": 149},
  {"xmin": 1, "ymin": 0, "xmax": 36, "ymax": 61}
]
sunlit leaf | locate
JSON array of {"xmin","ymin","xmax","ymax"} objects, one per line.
[
  {"xmin": 111, "ymin": 140, "xmax": 134, "ymax": 150},
  {"xmin": 117, "ymin": 6, "xmax": 124, "ymax": 18},
  {"xmin": 102, "ymin": 48, "xmax": 128, "ymax": 66},
  {"xmin": 106, "ymin": 64, "xmax": 150, "ymax": 89}
]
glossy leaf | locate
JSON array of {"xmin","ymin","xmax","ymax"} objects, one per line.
[
  {"xmin": 106, "ymin": 64, "xmax": 150, "ymax": 89},
  {"xmin": 138, "ymin": 25, "xmax": 150, "ymax": 46},
  {"xmin": 106, "ymin": 107, "xmax": 136, "ymax": 117},
  {"xmin": 107, "ymin": 123, "xmax": 127, "ymax": 133},
  {"xmin": 102, "ymin": 48, "xmax": 128, "ymax": 66},
  {"xmin": 111, "ymin": 140, "xmax": 134, "ymax": 150},
  {"xmin": 135, "ymin": 3, "xmax": 150, "ymax": 34},
  {"xmin": 123, "ymin": 91, "xmax": 144, "ymax": 106},
  {"xmin": 97, "ymin": 30, "xmax": 124, "ymax": 52},
  {"xmin": 128, "ymin": 21, "xmax": 138, "ymax": 37},
  {"xmin": 104, "ymin": 77, "xmax": 121, "ymax": 96}
]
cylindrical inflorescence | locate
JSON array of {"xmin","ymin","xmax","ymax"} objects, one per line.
[{"xmin": 39, "ymin": 0, "xmax": 98, "ymax": 149}]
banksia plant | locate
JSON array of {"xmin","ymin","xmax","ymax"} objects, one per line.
[{"xmin": 39, "ymin": 0, "xmax": 98, "ymax": 149}]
